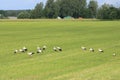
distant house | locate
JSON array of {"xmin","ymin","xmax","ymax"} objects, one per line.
[{"xmin": 8, "ymin": 16, "xmax": 17, "ymax": 19}]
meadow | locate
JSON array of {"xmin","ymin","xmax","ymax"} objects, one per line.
[{"xmin": 0, "ymin": 19, "xmax": 120, "ymax": 80}]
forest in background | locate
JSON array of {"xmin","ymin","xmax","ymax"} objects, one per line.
[{"xmin": 0, "ymin": 0, "xmax": 120, "ymax": 19}]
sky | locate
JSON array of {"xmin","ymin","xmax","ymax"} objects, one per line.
[{"xmin": 0, "ymin": 0, "xmax": 120, "ymax": 10}]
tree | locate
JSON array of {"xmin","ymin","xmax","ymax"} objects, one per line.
[
  {"xmin": 97, "ymin": 4, "xmax": 111, "ymax": 19},
  {"xmin": 17, "ymin": 11, "xmax": 30, "ymax": 19},
  {"xmin": 118, "ymin": 8, "xmax": 120, "ymax": 19},
  {"xmin": 59, "ymin": 0, "xmax": 73, "ymax": 18},
  {"xmin": 44, "ymin": 0, "xmax": 59, "ymax": 18},
  {"xmin": 0, "ymin": 14, "xmax": 4, "ymax": 19},
  {"xmin": 30, "ymin": 2, "xmax": 44, "ymax": 18},
  {"xmin": 78, "ymin": 0, "xmax": 87, "ymax": 17},
  {"xmin": 97, "ymin": 4, "xmax": 120, "ymax": 20},
  {"xmin": 0, "ymin": 10, "xmax": 6, "ymax": 18},
  {"xmin": 81, "ymin": 8, "xmax": 91, "ymax": 18},
  {"xmin": 59, "ymin": 0, "xmax": 87, "ymax": 18},
  {"xmin": 109, "ymin": 6, "xmax": 118, "ymax": 19},
  {"xmin": 88, "ymin": 0, "xmax": 98, "ymax": 18}
]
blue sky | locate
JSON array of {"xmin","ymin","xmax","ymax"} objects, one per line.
[
  {"xmin": 0, "ymin": 0, "xmax": 120, "ymax": 10},
  {"xmin": 0, "ymin": 0, "xmax": 46, "ymax": 10}
]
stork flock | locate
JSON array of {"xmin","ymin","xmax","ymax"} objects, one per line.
[
  {"xmin": 81, "ymin": 46, "xmax": 116, "ymax": 56},
  {"xmin": 81, "ymin": 46, "xmax": 104, "ymax": 52},
  {"xmin": 14, "ymin": 45, "xmax": 62, "ymax": 56},
  {"xmin": 14, "ymin": 45, "xmax": 116, "ymax": 56}
]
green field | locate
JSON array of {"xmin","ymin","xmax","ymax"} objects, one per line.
[{"xmin": 0, "ymin": 20, "xmax": 120, "ymax": 80}]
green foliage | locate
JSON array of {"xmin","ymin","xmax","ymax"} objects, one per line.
[
  {"xmin": 1, "ymin": 0, "xmax": 120, "ymax": 19},
  {"xmin": 44, "ymin": 0, "xmax": 59, "ymax": 18},
  {"xmin": 0, "ymin": 10, "xmax": 6, "ymax": 18},
  {"xmin": 59, "ymin": 0, "xmax": 72, "ymax": 18},
  {"xmin": 97, "ymin": 4, "xmax": 120, "ymax": 19},
  {"xmin": 5, "ymin": 10, "xmax": 30, "ymax": 17},
  {"xmin": 59, "ymin": 0, "xmax": 87, "ymax": 18},
  {"xmin": 78, "ymin": 0, "xmax": 87, "ymax": 17},
  {"xmin": 118, "ymin": 8, "xmax": 120, "ymax": 19},
  {"xmin": 17, "ymin": 11, "xmax": 30, "ymax": 19},
  {"xmin": 30, "ymin": 2, "xmax": 44, "ymax": 19},
  {"xmin": 88, "ymin": 0, "xmax": 98, "ymax": 18},
  {"xmin": 109, "ymin": 7, "xmax": 118, "ymax": 19},
  {"xmin": 0, "ymin": 14, "xmax": 4, "ymax": 19}
]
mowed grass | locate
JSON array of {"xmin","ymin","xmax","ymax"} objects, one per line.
[{"xmin": 0, "ymin": 20, "xmax": 120, "ymax": 80}]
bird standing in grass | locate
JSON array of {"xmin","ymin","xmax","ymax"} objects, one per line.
[
  {"xmin": 42, "ymin": 45, "xmax": 47, "ymax": 50},
  {"xmin": 98, "ymin": 48, "xmax": 104, "ymax": 53},
  {"xmin": 28, "ymin": 52, "xmax": 34, "ymax": 56},
  {"xmin": 19, "ymin": 49, "xmax": 24, "ymax": 53},
  {"xmin": 53, "ymin": 47, "xmax": 57, "ymax": 51},
  {"xmin": 37, "ymin": 49, "xmax": 42, "ymax": 53},
  {"xmin": 57, "ymin": 47, "xmax": 62, "ymax": 51},
  {"xmin": 89, "ymin": 48, "xmax": 94, "ymax": 52},
  {"xmin": 37, "ymin": 46, "xmax": 41, "ymax": 50},
  {"xmin": 81, "ymin": 46, "xmax": 87, "ymax": 50},
  {"xmin": 23, "ymin": 46, "xmax": 27, "ymax": 52},
  {"xmin": 113, "ymin": 53, "xmax": 116, "ymax": 56},
  {"xmin": 14, "ymin": 50, "xmax": 18, "ymax": 54}
]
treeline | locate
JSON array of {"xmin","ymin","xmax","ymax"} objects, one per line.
[
  {"xmin": 0, "ymin": 10, "xmax": 30, "ymax": 19},
  {"xmin": 0, "ymin": 0, "xmax": 120, "ymax": 19}
]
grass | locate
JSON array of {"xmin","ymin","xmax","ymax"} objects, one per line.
[{"xmin": 0, "ymin": 19, "xmax": 120, "ymax": 80}]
